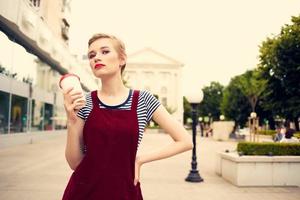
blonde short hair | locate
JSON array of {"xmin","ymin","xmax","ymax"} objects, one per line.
[{"xmin": 88, "ymin": 33, "xmax": 127, "ymax": 74}]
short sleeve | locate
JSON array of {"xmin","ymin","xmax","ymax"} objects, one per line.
[
  {"xmin": 141, "ymin": 90, "xmax": 161, "ymax": 122},
  {"xmin": 76, "ymin": 92, "xmax": 93, "ymax": 121}
]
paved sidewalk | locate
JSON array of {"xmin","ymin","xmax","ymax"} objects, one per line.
[{"xmin": 0, "ymin": 130, "xmax": 299, "ymax": 200}]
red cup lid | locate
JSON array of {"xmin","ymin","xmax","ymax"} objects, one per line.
[{"xmin": 59, "ymin": 73, "xmax": 80, "ymax": 89}]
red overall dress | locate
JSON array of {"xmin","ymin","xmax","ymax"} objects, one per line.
[{"xmin": 62, "ymin": 90, "xmax": 143, "ymax": 200}]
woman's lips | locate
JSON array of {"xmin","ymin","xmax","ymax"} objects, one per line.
[{"xmin": 94, "ymin": 63, "xmax": 105, "ymax": 69}]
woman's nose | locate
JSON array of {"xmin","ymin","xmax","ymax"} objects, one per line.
[{"xmin": 94, "ymin": 52, "xmax": 102, "ymax": 61}]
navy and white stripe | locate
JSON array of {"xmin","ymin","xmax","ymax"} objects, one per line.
[{"xmin": 77, "ymin": 90, "xmax": 161, "ymax": 148}]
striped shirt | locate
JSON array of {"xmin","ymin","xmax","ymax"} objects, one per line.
[{"xmin": 77, "ymin": 90, "xmax": 160, "ymax": 148}]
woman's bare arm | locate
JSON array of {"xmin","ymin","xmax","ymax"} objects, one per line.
[
  {"xmin": 137, "ymin": 105, "xmax": 193, "ymax": 164},
  {"xmin": 63, "ymin": 88, "xmax": 86, "ymax": 170},
  {"xmin": 65, "ymin": 117, "xmax": 85, "ymax": 170}
]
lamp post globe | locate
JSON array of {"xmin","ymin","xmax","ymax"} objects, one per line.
[
  {"xmin": 220, "ymin": 115, "xmax": 225, "ymax": 121},
  {"xmin": 250, "ymin": 112, "xmax": 257, "ymax": 119},
  {"xmin": 185, "ymin": 89, "xmax": 204, "ymax": 105},
  {"xmin": 185, "ymin": 89, "xmax": 204, "ymax": 183}
]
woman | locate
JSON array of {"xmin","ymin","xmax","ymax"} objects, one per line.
[{"xmin": 62, "ymin": 33, "xmax": 193, "ymax": 200}]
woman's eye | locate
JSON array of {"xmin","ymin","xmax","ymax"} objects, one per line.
[
  {"xmin": 102, "ymin": 50, "xmax": 110, "ymax": 55},
  {"xmin": 88, "ymin": 54, "xmax": 95, "ymax": 59}
]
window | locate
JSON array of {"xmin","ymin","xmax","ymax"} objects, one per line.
[
  {"xmin": 161, "ymin": 97, "xmax": 167, "ymax": 107},
  {"xmin": 10, "ymin": 95, "xmax": 28, "ymax": 133},
  {"xmin": 61, "ymin": 18, "xmax": 70, "ymax": 41},
  {"xmin": 54, "ymin": 105, "xmax": 67, "ymax": 130},
  {"xmin": 0, "ymin": 91, "xmax": 10, "ymax": 134},
  {"xmin": 161, "ymin": 86, "xmax": 167, "ymax": 94},
  {"xmin": 29, "ymin": 0, "xmax": 41, "ymax": 7},
  {"xmin": 161, "ymin": 72, "xmax": 170, "ymax": 80},
  {"xmin": 31, "ymin": 100, "xmax": 44, "ymax": 131},
  {"xmin": 44, "ymin": 103, "xmax": 53, "ymax": 130}
]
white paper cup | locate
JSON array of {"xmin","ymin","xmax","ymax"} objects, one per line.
[{"xmin": 59, "ymin": 74, "xmax": 86, "ymax": 110}]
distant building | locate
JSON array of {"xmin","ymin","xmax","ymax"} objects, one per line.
[
  {"xmin": 124, "ymin": 48, "xmax": 184, "ymax": 123},
  {"xmin": 0, "ymin": 0, "xmax": 97, "ymax": 134}
]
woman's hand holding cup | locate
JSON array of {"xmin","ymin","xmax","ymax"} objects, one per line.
[
  {"xmin": 59, "ymin": 74, "xmax": 86, "ymax": 123},
  {"xmin": 63, "ymin": 87, "xmax": 85, "ymax": 122}
]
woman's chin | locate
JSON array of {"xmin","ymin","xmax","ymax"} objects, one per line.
[{"xmin": 93, "ymin": 71, "xmax": 115, "ymax": 79}]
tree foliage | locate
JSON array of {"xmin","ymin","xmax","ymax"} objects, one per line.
[
  {"xmin": 198, "ymin": 82, "xmax": 224, "ymax": 121},
  {"xmin": 183, "ymin": 96, "xmax": 191, "ymax": 124},
  {"xmin": 258, "ymin": 15, "xmax": 300, "ymax": 129},
  {"xmin": 221, "ymin": 75, "xmax": 251, "ymax": 127},
  {"xmin": 236, "ymin": 69, "xmax": 266, "ymax": 112}
]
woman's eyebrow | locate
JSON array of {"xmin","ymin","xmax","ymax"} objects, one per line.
[
  {"xmin": 88, "ymin": 46, "xmax": 110, "ymax": 55},
  {"xmin": 100, "ymin": 46, "xmax": 110, "ymax": 49},
  {"xmin": 87, "ymin": 50, "xmax": 95, "ymax": 55}
]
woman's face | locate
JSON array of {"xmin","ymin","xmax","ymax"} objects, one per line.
[{"xmin": 87, "ymin": 38, "xmax": 125, "ymax": 78}]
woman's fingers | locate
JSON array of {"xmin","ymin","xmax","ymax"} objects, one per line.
[
  {"xmin": 63, "ymin": 90, "xmax": 84, "ymax": 105},
  {"xmin": 70, "ymin": 93, "xmax": 84, "ymax": 102},
  {"xmin": 63, "ymin": 87, "xmax": 74, "ymax": 95},
  {"xmin": 74, "ymin": 100, "xmax": 86, "ymax": 110}
]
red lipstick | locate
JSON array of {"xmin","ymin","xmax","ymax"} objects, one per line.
[{"xmin": 94, "ymin": 63, "xmax": 106, "ymax": 69}]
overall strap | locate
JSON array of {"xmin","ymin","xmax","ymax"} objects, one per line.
[
  {"xmin": 90, "ymin": 90, "xmax": 99, "ymax": 108},
  {"xmin": 131, "ymin": 90, "xmax": 140, "ymax": 111}
]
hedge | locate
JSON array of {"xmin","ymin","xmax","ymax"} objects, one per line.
[
  {"xmin": 237, "ymin": 142, "xmax": 300, "ymax": 156},
  {"xmin": 294, "ymin": 133, "xmax": 300, "ymax": 139}
]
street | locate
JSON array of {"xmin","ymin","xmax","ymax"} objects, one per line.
[{"xmin": 0, "ymin": 130, "xmax": 299, "ymax": 200}]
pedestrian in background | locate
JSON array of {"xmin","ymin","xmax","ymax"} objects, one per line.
[{"xmin": 274, "ymin": 126, "xmax": 285, "ymax": 142}]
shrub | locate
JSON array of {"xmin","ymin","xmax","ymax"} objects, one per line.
[
  {"xmin": 237, "ymin": 142, "xmax": 300, "ymax": 156},
  {"xmin": 294, "ymin": 133, "xmax": 300, "ymax": 139}
]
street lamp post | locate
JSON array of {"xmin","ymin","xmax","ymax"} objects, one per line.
[{"xmin": 185, "ymin": 90, "xmax": 204, "ymax": 183}]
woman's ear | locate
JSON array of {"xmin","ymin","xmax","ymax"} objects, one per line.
[{"xmin": 120, "ymin": 54, "xmax": 127, "ymax": 66}]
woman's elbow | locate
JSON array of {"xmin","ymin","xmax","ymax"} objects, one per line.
[
  {"xmin": 67, "ymin": 159, "xmax": 80, "ymax": 171},
  {"xmin": 65, "ymin": 154, "xmax": 81, "ymax": 170},
  {"xmin": 68, "ymin": 162, "xmax": 78, "ymax": 171},
  {"xmin": 180, "ymin": 138, "xmax": 193, "ymax": 151},
  {"xmin": 186, "ymin": 140, "xmax": 193, "ymax": 151}
]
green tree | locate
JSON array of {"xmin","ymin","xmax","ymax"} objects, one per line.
[
  {"xmin": 183, "ymin": 96, "xmax": 191, "ymax": 124},
  {"xmin": 259, "ymin": 15, "xmax": 300, "ymax": 130},
  {"xmin": 236, "ymin": 69, "xmax": 266, "ymax": 112},
  {"xmin": 221, "ymin": 76, "xmax": 251, "ymax": 127},
  {"xmin": 198, "ymin": 82, "xmax": 224, "ymax": 121}
]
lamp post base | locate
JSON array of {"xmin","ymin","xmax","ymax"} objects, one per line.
[{"xmin": 185, "ymin": 170, "xmax": 204, "ymax": 182}]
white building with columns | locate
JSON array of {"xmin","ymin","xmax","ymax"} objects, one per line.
[{"xmin": 124, "ymin": 48, "xmax": 184, "ymax": 123}]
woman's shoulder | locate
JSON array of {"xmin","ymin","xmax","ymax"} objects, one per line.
[
  {"xmin": 131, "ymin": 89, "xmax": 155, "ymax": 97},
  {"xmin": 132, "ymin": 89, "xmax": 160, "ymax": 107}
]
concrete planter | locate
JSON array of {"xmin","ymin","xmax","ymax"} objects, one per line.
[
  {"xmin": 216, "ymin": 152, "xmax": 300, "ymax": 186},
  {"xmin": 212, "ymin": 121, "xmax": 235, "ymax": 141}
]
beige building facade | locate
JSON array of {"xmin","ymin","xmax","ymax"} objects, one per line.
[
  {"xmin": 124, "ymin": 48, "xmax": 184, "ymax": 123},
  {"xmin": 0, "ymin": 0, "xmax": 97, "ymax": 134}
]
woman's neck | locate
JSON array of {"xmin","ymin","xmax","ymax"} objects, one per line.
[{"xmin": 99, "ymin": 74, "xmax": 128, "ymax": 97}]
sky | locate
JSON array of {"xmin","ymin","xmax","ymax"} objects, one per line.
[{"xmin": 68, "ymin": 0, "xmax": 300, "ymax": 90}]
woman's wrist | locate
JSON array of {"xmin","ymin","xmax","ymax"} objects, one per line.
[{"xmin": 67, "ymin": 115, "xmax": 78, "ymax": 126}]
